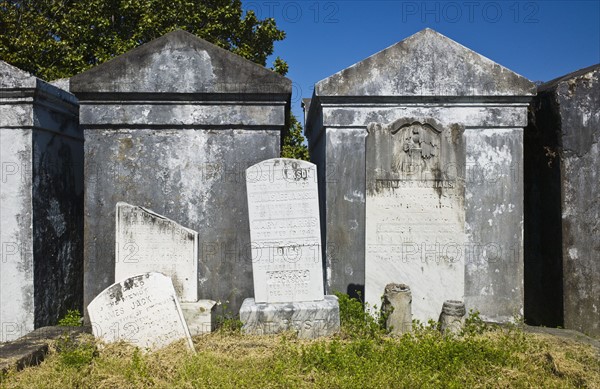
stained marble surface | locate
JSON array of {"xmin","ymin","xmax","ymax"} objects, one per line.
[{"xmin": 239, "ymin": 295, "xmax": 340, "ymax": 339}]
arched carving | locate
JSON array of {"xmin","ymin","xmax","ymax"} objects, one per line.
[{"xmin": 390, "ymin": 121, "xmax": 441, "ymax": 177}]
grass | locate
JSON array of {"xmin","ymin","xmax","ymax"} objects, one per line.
[{"xmin": 1, "ymin": 294, "xmax": 598, "ymax": 388}]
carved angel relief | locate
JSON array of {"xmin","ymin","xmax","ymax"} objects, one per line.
[{"xmin": 392, "ymin": 123, "xmax": 440, "ymax": 177}]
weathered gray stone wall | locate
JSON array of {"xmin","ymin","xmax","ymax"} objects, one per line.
[
  {"xmin": 464, "ymin": 128, "xmax": 524, "ymax": 321},
  {"xmin": 82, "ymin": 129, "xmax": 280, "ymax": 315},
  {"xmin": 305, "ymin": 100, "xmax": 368, "ymax": 299},
  {"xmin": 526, "ymin": 64, "xmax": 600, "ymax": 337},
  {"xmin": 0, "ymin": 127, "xmax": 33, "ymax": 341},
  {"xmin": 70, "ymin": 31, "xmax": 291, "ymax": 317},
  {"xmin": 31, "ymin": 88, "xmax": 83, "ymax": 329},
  {"xmin": 0, "ymin": 61, "xmax": 82, "ymax": 341},
  {"xmin": 324, "ymin": 128, "xmax": 366, "ymax": 298}
]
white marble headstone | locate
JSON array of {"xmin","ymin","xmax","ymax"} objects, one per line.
[
  {"xmin": 365, "ymin": 122, "xmax": 465, "ymax": 322},
  {"xmin": 115, "ymin": 202, "xmax": 198, "ymax": 302},
  {"xmin": 87, "ymin": 272, "xmax": 194, "ymax": 351},
  {"xmin": 246, "ymin": 158, "xmax": 324, "ymax": 303}
]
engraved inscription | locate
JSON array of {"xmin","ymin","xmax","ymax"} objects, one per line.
[
  {"xmin": 115, "ymin": 203, "xmax": 198, "ymax": 302},
  {"xmin": 246, "ymin": 158, "xmax": 324, "ymax": 303},
  {"xmin": 88, "ymin": 272, "xmax": 194, "ymax": 351},
  {"xmin": 365, "ymin": 120, "xmax": 465, "ymax": 322}
]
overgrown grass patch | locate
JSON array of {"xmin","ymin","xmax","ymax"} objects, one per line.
[{"xmin": 1, "ymin": 295, "xmax": 598, "ymax": 388}]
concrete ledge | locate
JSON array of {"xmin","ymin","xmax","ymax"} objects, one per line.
[
  {"xmin": 239, "ymin": 295, "xmax": 340, "ymax": 339},
  {"xmin": 0, "ymin": 326, "xmax": 91, "ymax": 374},
  {"xmin": 522, "ymin": 325, "xmax": 600, "ymax": 355}
]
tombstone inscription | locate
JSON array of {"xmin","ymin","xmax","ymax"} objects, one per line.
[
  {"xmin": 87, "ymin": 272, "xmax": 194, "ymax": 351},
  {"xmin": 240, "ymin": 158, "xmax": 339, "ymax": 338},
  {"xmin": 246, "ymin": 158, "xmax": 324, "ymax": 303},
  {"xmin": 115, "ymin": 202, "xmax": 198, "ymax": 302},
  {"xmin": 365, "ymin": 120, "xmax": 465, "ymax": 322}
]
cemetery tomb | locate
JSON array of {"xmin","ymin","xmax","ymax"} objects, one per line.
[
  {"xmin": 0, "ymin": 61, "xmax": 83, "ymax": 341},
  {"xmin": 525, "ymin": 64, "xmax": 600, "ymax": 337},
  {"xmin": 304, "ymin": 28, "xmax": 536, "ymax": 322},
  {"xmin": 68, "ymin": 30, "xmax": 292, "ymax": 318}
]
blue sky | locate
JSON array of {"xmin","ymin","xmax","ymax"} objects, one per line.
[{"xmin": 241, "ymin": 0, "xmax": 600, "ymax": 123}]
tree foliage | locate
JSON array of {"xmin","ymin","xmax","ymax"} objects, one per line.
[
  {"xmin": 0, "ymin": 0, "xmax": 309, "ymax": 159},
  {"xmin": 0, "ymin": 0, "xmax": 285, "ymax": 80},
  {"xmin": 281, "ymin": 114, "xmax": 309, "ymax": 160}
]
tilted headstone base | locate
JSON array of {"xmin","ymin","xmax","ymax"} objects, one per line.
[
  {"xmin": 239, "ymin": 296, "xmax": 340, "ymax": 339},
  {"xmin": 180, "ymin": 300, "xmax": 217, "ymax": 336}
]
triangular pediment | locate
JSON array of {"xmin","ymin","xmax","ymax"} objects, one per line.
[
  {"xmin": 70, "ymin": 30, "xmax": 291, "ymax": 95},
  {"xmin": 0, "ymin": 61, "xmax": 37, "ymax": 89},
  {"xmin": 315, "ymin": 29, "xmax": 535, "ymax": 97}
]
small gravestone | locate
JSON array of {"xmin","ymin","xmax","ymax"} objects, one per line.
[
  {"xmin": 439, "ymin": 300, "xmax": 466, "ymax": 335},
  {"xmin": 115, "ymin": 203, "xmax": 198, "ymax": 302},
  {"xmin": 87, "ymin": 272, "xmax": 194, "ymax": 351},
  {"xmin": 115, "ymin": 203, "xmax": 215, "ymax": 335},
  {"xmin": 240, "ymin": 158, "xmax": 339, "ymax": 338}
]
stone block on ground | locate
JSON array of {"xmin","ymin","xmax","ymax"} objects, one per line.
[
  {"xmin": 180, "ymin": 300, "xmax": 217, "ymax": 336},
  {"xmin": 239, "ymin": 295, "xmax": 340, "ymax": 339},
  {"xmin": 0, "ymin": 326, "xmax": 91, "ymax": 373}
]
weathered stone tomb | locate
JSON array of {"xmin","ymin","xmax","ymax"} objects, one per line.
[
  {"xmin": 68, "ymin": 30, "xmax": 292, "ymax": 318},
  {"xmin": 0, "ymin": 61, "xmax": 83, "ymax": 341},
  {"xmin": 305, "ymin": 28, "xmax": 536, "ymax": 322}
]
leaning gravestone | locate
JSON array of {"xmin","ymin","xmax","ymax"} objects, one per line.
[
  {"xmin": 239, "ymin": 158, "xmax": 339, "ymax": 338},
  {"xmin": 115, "ymin": 202, "xmax": 216, "ymax": 335},
  {"xmin": 87, "ymin": 272, "xmax": 194, "ymax": 351},
  {"xmin": 115, "ymin": 202, "xmax": 198, "ymax": 302}
]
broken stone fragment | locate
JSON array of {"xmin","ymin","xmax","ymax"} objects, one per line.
[
  {"xmin": 381, "ymin": 283, "xmax": 412, "ymax": 336},
  {"xmin": 439, "ymin": 300, "xmax": 466, "ymax": 335}
]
